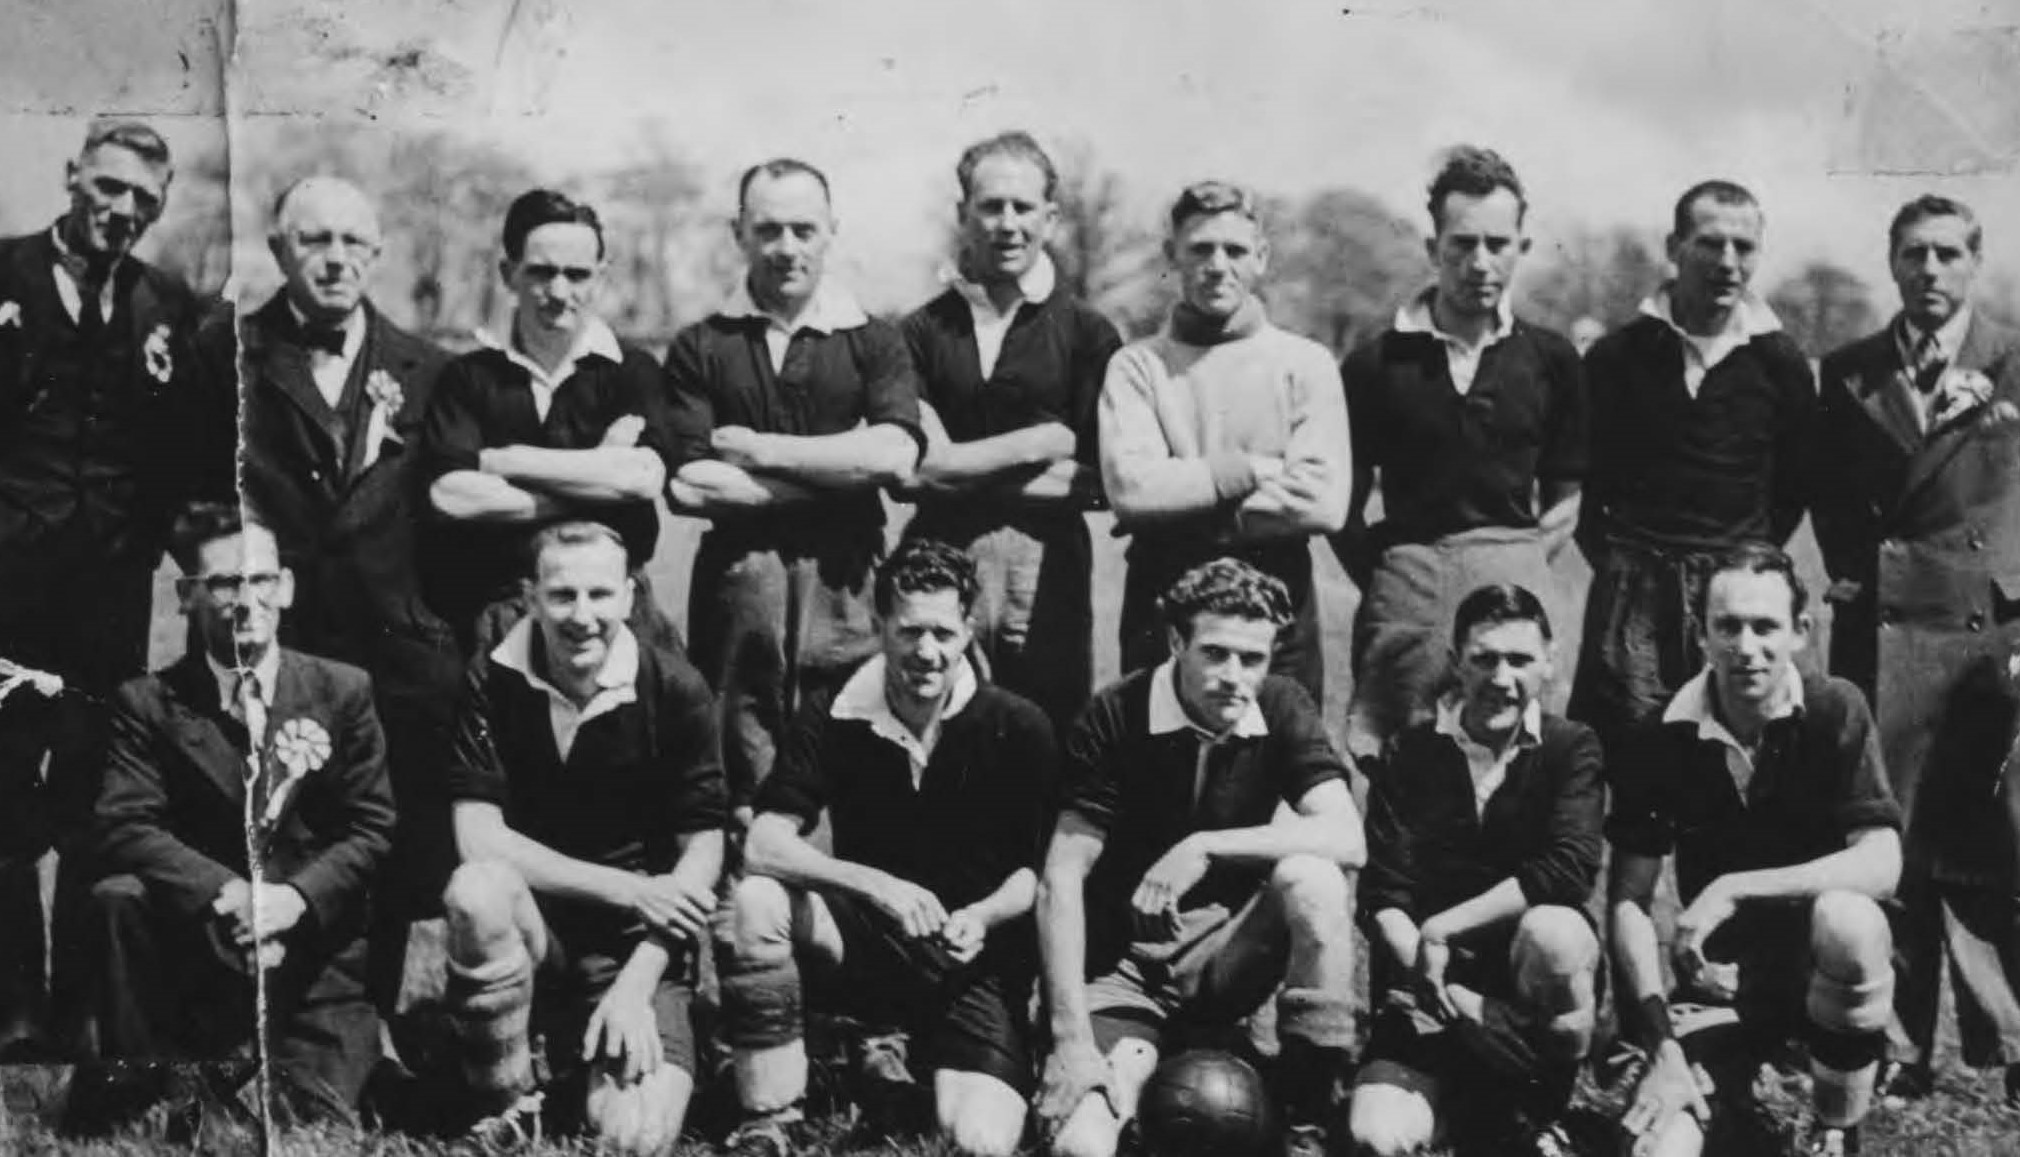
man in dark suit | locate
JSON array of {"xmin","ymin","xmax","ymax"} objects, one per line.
[
  {"xmin": 86, "ymin": 501, "xmax": 395, "ymax": 1124},
  {"xmin": 223, "ymin": 175, "xmax": 459, "ymax": 1016},
  {"xmin": 0, "ymin": 118, "xmax": 218, "ymax": 1055},
  {"xmin": 1813, "ymin": 193, "xmax": 2020, "ymax": 1104}
]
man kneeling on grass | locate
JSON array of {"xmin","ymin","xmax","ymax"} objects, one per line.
[
  {"xmin": 716, "ymin": 538, "xmax": 1057, "ymax": 1157},
  {"xmin": 1609, "ymin": 543, "xmax": 1900, "ymax": 1157},
  {"xmin": 441, "ymin": 520, "xmax": 726, "ymax": 1154},
  {"xmin": 1035, "ymin": 558, "xmax": 1363, "ymax": 1157},
  {"xmin": 1348, "ymin": 582, "xmax": 1604, "ymax": 1157}
]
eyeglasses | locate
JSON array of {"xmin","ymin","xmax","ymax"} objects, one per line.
[
  {"xmin": 520, "ymin": 263, "xmax": 597, "ymax": 284},
  {"xmin": 180, "ymin": 571, "xmax": 284, "ymax": 604}
]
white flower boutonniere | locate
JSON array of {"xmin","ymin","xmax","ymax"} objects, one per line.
[
  {"xmin": 361, "ymin": 370, "xmax": 406, "ymax": 470},
  {"xmin": 0, "ymin": 301, "xmax": 19, "ymax": 329},
  {"xmin": 143, "ymin": 323, "xmax": 173, "ymax": 386},
  {"xmin": 263, "ymin": 717, "xmax": 333, "ymax": 823},
  {"xmin": 1929, "ymin": 366, "xmax": 1995, "ymax": 429}
]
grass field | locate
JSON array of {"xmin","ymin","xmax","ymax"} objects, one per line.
[{"xmin": 8, "ymin": 508, "xmax": 2019, "ymax": 1154}]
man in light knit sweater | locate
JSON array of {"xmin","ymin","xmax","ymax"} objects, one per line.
[{"xmin": 1099, "ymin": 181, "xmax": 1351, "ymax": 702}]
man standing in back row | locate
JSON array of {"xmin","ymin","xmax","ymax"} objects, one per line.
[
  {"xmin": 1336, "ymin": 145, "xmax": 1586, "ymax": 763},
  {"xmin": 664, "ymin": 160, "xmax": 924, "ymax": 814},
  {"xmin": 1100, "ymin": 181, "xmax": 1350, "ymax": 701},
  {"xmin": 1571, "ymin": 180, "xmax": 1815, "ymax": 756},
  {"xmin": 1811, "ymin": 194, "xmax": 2020, "ymax": 1106},
  {"xmin": 901, "ymin": 131, "xmax": 1122, "ymax": 731}
]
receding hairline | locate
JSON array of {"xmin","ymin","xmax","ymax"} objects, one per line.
[{"xmin": 270, "ymin": 176, "xmax": 381, "ymax": 238}]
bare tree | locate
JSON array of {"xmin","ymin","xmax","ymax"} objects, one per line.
[
  {"xmin": 1768, "ymin": 261, "xmax": 1879, "ymax": 359},
  {"xmin": 1521, "ymin": 224, "xmax": 1665, "ymax": 336},
  {"xmin": 1050, "ymin": 141, "xmax": 1170, "ymax": 337},
  {"xmin": 1266, "ymin": 187, "xmax": 1425, "ymax": 356}
]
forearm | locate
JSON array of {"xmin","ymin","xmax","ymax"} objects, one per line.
[
  {"xmin": 742, "ymin": 816, "xmax": 893, "ymax": 902},
  {"xmin": 481, "ymin": 445, "xmax": 665, "ymax": 503},
  {"xmin": 1609, "ymin": 899, "xmax": 1667, "ymax": 1003},
  {"xmin": 738, "ymin": 425, "xmax": 918, "ymax": 489},
  {"xmin": 1236, "ymin": 478, "xmax": 1343, "ymax": 539},
  {"xmin": 914, "ymin": 424, "xmax": 1074, "ymax": 492},
  {"xmin": 475, "ymin": 826, "xmax": 641, "ymax": 912},
  {"xmin": 1715, "ymin": 840, "xmax": 1899, "ymax": 906},
  {"xmin": 1105, "ymin": 452, "xmax": 1259, "ymax": 526},
  {"xmin": 1538, "ymin": 482, "xmax": 1581, "ymax": 549},
  {"xmin": 430, "ymin": 470, "xmax": 571, "ymax": 523},
  {"xmin": 962, "ymin": 867, "xmax": 1037, "ymax": 929},
  {"xmin": 1424, "ymin": 877, "xmax": 1529, "ymax": 944},
  {"xmin": 986, "ymin": 458, "xmax": 1098, "ymax": 506},
  {"xmin": 1037, "ymin": 871, "xmax": 1096, "ymax": 1043},
  {"xmin": 1193, "ymin": 811, "xmax": 1364, "ymax": 871},
  {"xmin": 1371, "ymin": 907, "xmax": 1420, "ymax": 972},
  {"xmin": 617, "ymin": 937, "xmax": 673, "ymax": 989},
  {"xmin": 668, "ymin": 460, "xmax": 816, "ymax": 515}
]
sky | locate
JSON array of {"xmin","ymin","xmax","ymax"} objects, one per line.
[{"xmin": 3, "ymin": 0, "xmax": 2019, "ymax": 314}]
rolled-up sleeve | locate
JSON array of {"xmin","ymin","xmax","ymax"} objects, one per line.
[
  {"xmin": 660, "ymin": 324, "xmax": 719, "ymax": 469},
  {"xmin": 1514, "ymin": 724, "xmax": 1605, "ymax": 908}
]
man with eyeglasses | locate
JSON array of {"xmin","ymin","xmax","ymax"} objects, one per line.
[
  {"xmin": 84, "ymin": 501, "xmax": 395, "ymax": 1126},
  {"xmin": 0, "ymin": 118, "xmax": 220, "ymax": 1057},
  {"xmin": 228, "ymin": 175, "xmax": 460, "ymax": 1036},
  {"xmin": 419, "ymin": 188, "xmax": 681, "ymax": 658}
]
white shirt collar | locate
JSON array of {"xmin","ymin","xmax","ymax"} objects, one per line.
[
  {"xmin": 945, "ymin": 251, "xmax": 1057, "ymax": 315},
  {"xmin": 1663, "ymin": 664, "xmax": 1804, "ymax": 797},
  {"xmin": 1146, "ymin": 659, "xmax": 1269, "ymax": 740},
  {"xmin": 1393, "ymin": 286, "xmax": 1516, "ymax": 346},
  {"xmin": 48, "ymin": 223, "xmax": 121, "ymax": 324},
  {"xmin": 476, "ymin": 315, "xmax": 622, "ymax": 381},
  {"xmin": 831, "ymin": 653, "xmax": 979, "ymax": 784},
  {"xmin": 206, "ymin": 645, "xmax": 282, "ymax": 708},
  {"xmin": 1896, "ymin": 304, "xmax": 1973, "ymax": 366},
  {"xmin": 1639, "ymin": 285, "xmax": 1781, "ymax": 397},
  {"xmin": 489, "ymin": 616, "xmax": 641, "ymax": 759},
  {"xmin": 718, "ymin": 276, "xmax": 869, "ymax": 334},
  {"xmin": 1433, "ymin": 692, "xmax": 1541, "ymax": 815}
]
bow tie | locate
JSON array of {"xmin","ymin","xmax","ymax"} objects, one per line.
[{"xmin": 298, "ymin": 322, "xmax": 348, "ymax": 358}]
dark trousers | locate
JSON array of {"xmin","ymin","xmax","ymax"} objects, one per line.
[
  {"xmin": 1119, "ymin": 539, "xmax": 1323, "ymax": 704},
  {"xmin": 0, "ymin": 518, "xmax": 156, "ymax": 1044},
  {"xmin": 1568, "ymin": 537, "xmax": 1720, "ymax": 755},
  {"xmin": 86, "ymin": 874, "xmax": 379, "ymax": 1126}
]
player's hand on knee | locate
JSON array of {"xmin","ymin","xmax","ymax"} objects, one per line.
[
  {"xmin": 869, "ymin": 873, "xmax": 948, "ymax": 938},
  {"xmin": 939, "ymin": 906, "xmax": 987, "ymax": 962},
  {"xmin": 1621, "ymin": 1041, "xmax": 1709, "ymax": 1157},
  {"xmin": 583, "ymin": 980, "xmax": 664, "ymax": 1084},
  {"xmin": 1036, "ymin": 1039, "xmax": 1114, "ymax": 1136},
  {"xmin": 634, "ymin": 869, "xmax": 716, "ymax": 941},
  {"xmin": 1132, "ymin": 838, "xmax": 1208, "ymax": 941}
]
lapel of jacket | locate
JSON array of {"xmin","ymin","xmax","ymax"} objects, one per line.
[
  {"xmin": 160, "ymin": 652, "xmax": 251, "ymax": 807},
  {"xmin": 338, "ymin": 304, "xmax": 422, "ymax": 493},
  {"xmin": 14, "ymin": 232, "xmax": 72, "ymax": 340},
  {"xmin": 1845, "ymin": 327, "xmax": 1923, "ymax": 458},
  {"xmin": 249, "ymin": 295, "xmax": 346, "ymax": 475},
  {"xmin": 1902, "ymin": 313, "xmax": 2015, "ymax": 500}
]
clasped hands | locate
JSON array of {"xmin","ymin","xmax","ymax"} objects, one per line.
[{"xmin": 211, "ymin": 878, "xmax": 306, "ymax": 970}]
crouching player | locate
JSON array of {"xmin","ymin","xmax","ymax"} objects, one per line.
[
  {"xmin": 1609, "ymin": 543, "xmax": 1899, "ymax": 1157},
  {"xmin": 440, "ymin": 521, "xmax": 727, "ymax": 1154},
  {"xmin": 716, "ymin": 539, "xmax": 1056, "ymax": 1157},
  {"xmin": 1349, "ymin": 583, "xmax": 1604, "ymax": 1156},
  {"xmin": 1035, "ymin": 558, "xmax": 1363, "ymax": 1157}
]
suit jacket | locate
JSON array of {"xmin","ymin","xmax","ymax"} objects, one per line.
[
  {"xmin": 1814, "ymin": 311, "xmax": 2020, "ymax": 881},
  {"xmin": 93, "ymin": 648, "xmax": 396, "ymax": 953},
  {"xmin": 223, "ymin": 294, "xmax": 460, "ymax": 717},
  {"xmin": 0, "ymin": 228, "xmax": 218, "ymax": 562}
]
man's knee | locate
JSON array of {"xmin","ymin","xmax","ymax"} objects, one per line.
[
  {"xmin": 88, "ymin": 873, "xmax": 149, "ymax": 916},
  {"xmin": 585, "ymin": 1064, "xmax": 691, "ymax": 1157},
  {"xmin": 1808, "ymin": 891, "xmax": 1894, "ymax": 1036},
  {"xmin": 441, "ymin": 861, "xmax": 533, "ymax": 964},
  {"xmin": 723, "ymin": 875, "xmax": 797, "ymax": 966},
  {"xmin": 1513, "ymin": 906, "xmax": 1599, "ymax": 1003},
  {"xmin": 1269, "ymin": 855, "xmax": 1351, "ymax": 927},
  {"xmin": 934, "ymin": 1072, "xmax": 1027, "ymax": 1157},
  {"xmin": 1348, "ymin": 1075, "xmax": 1439, "ymax": 1157}
]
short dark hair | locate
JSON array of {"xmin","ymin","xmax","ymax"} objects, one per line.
[
  {"xmin": 1670, "ymin": 179, "xmax": 1760, "ymax": 240},
  {"xmin": 874, "ymin": 538, "xmax": 979, "ymax": 616},
  {"xmin": 1160, "ymin": 558, "xmax": 1292, "ymax": 637},
  {"xmin": 1451, "ymin": 583, "xmax": 1552, "ymax": 648},
  {"xmin": 956, "ymin": 131, "xmax": 1059, "ymax": 202},
  {"xmin": 502, "ymin": 189, "xmax": 604, "ymax": 262},
  {"xmin": 168, "ymin": 501, "xmax": 248, "ymax": 572},
  {"xmin": 1428, "ymin": 145, "xmax": 1526, "ymax": 230},
  {"xmin": 81, "ymin": 118, "xmax": 173, "ymax": 176},
  {"xmin": 525, "ymin": 520, "xmax": 630, "ymax": 579},
  {"xmin": 1168, "ymin": 179, "xmax": 1261, "ymax": 235},
  {"xmin": 1888, "ymin": 193, "xmax": 1982, "ymax": 257},
  {"xmin": 737, "ymin": 158, "xmax": 832, "ymax": 215},
  {"xmin": 1697, "ymin": 541, "xmax": 1808, "ymax": 623}
]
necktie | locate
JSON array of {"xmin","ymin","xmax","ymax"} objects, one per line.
[
  {"xmin": 1910, "ymin": 329, "xmax": 1946, "ymax": 394},
  {"xmin": 231, "ymin": 669, "xmax": 268, "ymax": 760}
]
